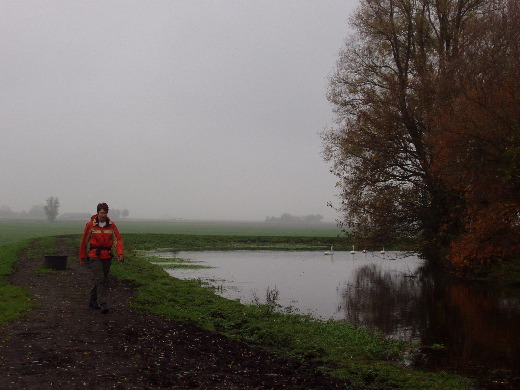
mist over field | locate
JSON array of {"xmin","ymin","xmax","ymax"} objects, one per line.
[{"xmin": 0, "ymin": 0, "xmax": 358, "ymax": 222}]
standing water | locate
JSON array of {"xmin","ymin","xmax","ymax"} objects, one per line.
[{"xmin": 151, "ymin": 250, "xmax": 520, "ymax": 389}]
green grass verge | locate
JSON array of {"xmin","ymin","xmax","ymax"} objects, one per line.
[{"xmin": 0, "ymin": 240, "xmax": 35, "ymax": 325}]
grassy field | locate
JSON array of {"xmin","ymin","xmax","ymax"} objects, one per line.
[{"xmin": 0, "ymin": 219, "xmax": 343, "ymax": 247}]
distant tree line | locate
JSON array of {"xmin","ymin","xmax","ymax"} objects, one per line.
[
  {"xmin": 109, "ymin": 209, "xmax": 130, "ymax": 219},
  {"xmin": 265, "ymin": 213, "xmax": 324, "ymax": 224},
  {"xmin": 0, "ymin": 205, "xmax": 46, "ymax": 220},
  {"xmin": 0, "ymin": 196, "xmax": 129, "ymax": 222}
]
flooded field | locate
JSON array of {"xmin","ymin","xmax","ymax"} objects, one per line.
[{"xmin": 151, "ymin": 250, "xmax": 520, "ymax": 389}]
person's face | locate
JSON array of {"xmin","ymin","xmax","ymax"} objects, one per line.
[{"xmin": 98, "ymin": 209, "xmax": 108, "ymax": 222}]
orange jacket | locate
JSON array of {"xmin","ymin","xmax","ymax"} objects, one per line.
[{"xmin": 79, "ymin": 215, "xmax": 124, "ymax": 261}]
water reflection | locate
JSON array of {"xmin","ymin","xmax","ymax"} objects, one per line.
[
  {"xmin": 416, "ymin": 278, "xmax": 520, "ymax": 388},
  {"xmin": 340, "ymin": 264, "xmax": 424, "ymax": 341},
  {"xmin": 151, "ymin": 250, "xmax": 520, "ymax": 389},
  {"xmin": 340, "ymin": 263, "xmax": 520, "ymax": 389}
]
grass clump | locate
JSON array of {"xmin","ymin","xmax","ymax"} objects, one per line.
[
  {"xmin": 158, "ymin": 263, "xmax": 213, "ymax": 270},
  {"xmin": 144, "ymin": 256, "xmax": 213, "ymax": 270}
]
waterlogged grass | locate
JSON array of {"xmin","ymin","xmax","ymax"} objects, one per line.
[
  {"xmin": 157, "ymin": 263, "xmax": 213, "ymax": 270},
  {"xmin": 142, "ymin": 255, "xmax": 213, "ymax": 270},
  {"xmin": 0, "ymin": 240, "xmax": 34, "ymax": 325},
  {"xmin": 142, "ymin": 256, "xmax": 191, "ymax": 263}
]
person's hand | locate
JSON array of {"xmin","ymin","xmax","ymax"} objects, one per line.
[{"xmin": 118, "ymin": 255, "xmax": 124, "ymax": 262}]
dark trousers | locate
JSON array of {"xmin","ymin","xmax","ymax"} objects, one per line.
[{"xmin": 87, "ymin": 257, "xmax": 112, "ymax": 304}]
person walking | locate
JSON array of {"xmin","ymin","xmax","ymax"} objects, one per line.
[{"xmin": 79, "ymin": 203, "xmax": 124, "ymax": 314}]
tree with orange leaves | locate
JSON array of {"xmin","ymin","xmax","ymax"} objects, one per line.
[
  {"xmin": 323, "ymin": 0, "xmax": 519, "ymax": 271},
  {"xmin": 431, "ymin": 0, "xmax": 520, "ymax": 269}
]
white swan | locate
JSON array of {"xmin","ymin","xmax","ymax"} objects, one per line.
[
  {"xmin": 350, "ymin": 245, "xmax": 355, "ymax": 254},
  {"xmin": 380, "ymin": 247, "xmax": 385, "ymax": 255},
  {"xmin": 324, "ymin": 245, "xmax": 334, "ymax": 255}
]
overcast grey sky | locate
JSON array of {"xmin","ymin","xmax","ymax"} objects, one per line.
[{"xmin": 1, "ymin": 0, "xmax": 357, "ymax": 221}]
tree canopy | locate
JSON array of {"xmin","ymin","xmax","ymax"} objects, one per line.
[
  {"xmin": 44, "ymin": 196, "xmax": 60, "ymax": 222},
  {"xmin": 323, "ymin": 0, "xmax": 519, "ymax": 271}
]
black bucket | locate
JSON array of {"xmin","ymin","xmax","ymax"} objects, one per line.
[{"xmin": 44, "ymin": 255, "xmax": 68, "ymax": 270}]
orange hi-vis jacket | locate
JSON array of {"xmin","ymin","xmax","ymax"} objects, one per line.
[{"xmin": 79, "ymin": 215, "xmax": 124, "ymax": 261}]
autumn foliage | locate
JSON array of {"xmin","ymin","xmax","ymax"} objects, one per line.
[
  {"xmin": 324, "ymin": 0, "xmax": 519, "ymax": 272},
  {"xmin": 430, "ymin": 2, "xmax": 520, "ymax": 270}
]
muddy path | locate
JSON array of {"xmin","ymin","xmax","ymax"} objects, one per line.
[{"xmin": 0, "ymin": 238, "xmax": 342, "ymax": 389}]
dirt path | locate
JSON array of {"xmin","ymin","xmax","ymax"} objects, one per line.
[{"xmin": 0, "ymin": 239, "xmax": 342, "ymax": 389}]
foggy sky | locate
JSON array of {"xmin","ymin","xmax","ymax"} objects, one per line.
[{"xmin": 1, "ymin": 0, "xmax": 357, "ymax": 221}]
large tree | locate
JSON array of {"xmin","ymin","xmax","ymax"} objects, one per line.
[
  {"xmin": 44, "ymin": 196, "xmax": 60, "ymax": 222},
  {"xmin": 322, "ymin": 0, "xmax": 499, "ymax": 260}
]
